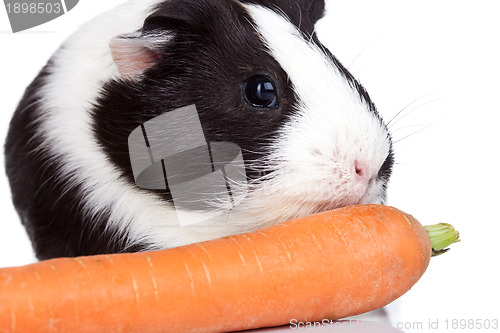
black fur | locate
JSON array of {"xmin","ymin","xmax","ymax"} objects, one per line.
[{"xmin": 241, "ymin": 0, "xmax": 325, "ymax": 37}]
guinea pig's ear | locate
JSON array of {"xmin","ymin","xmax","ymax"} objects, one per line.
[
  {"xmin": 109, "ymin": 6, "xmax": 192, "ymax": 80},
  {"xmin": 299, "ymin": 0, "xmax": 325, "ymax": 24},
  {"xmin": 109, "ymin": 31, "xmax": 171, "ymax": 80}
]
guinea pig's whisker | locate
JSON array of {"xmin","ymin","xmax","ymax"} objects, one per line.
[
  {"xmin": 308, "ymin": 26, "xmax": 318, "ymax": 45},
  {"xmin": 392, "ymin": 119, "xmax": 442, "ymax": 145},
  {"xmin": 390, "ymin": 123, "xmax": 426, "ymax": 135},
  {"xmin": 240, "ymin": 146, "xmax": 275, "ymax": 155},
  {"xmin": 346, "ymin": 30, "xmax": 387, "ymax": 71},
  {"xmin": 386, "ymin": 92, "xmax": 440, "ymax": 129},
  {"xmin": 347, "ymin": 42, "xmax": 372, "ymax": 71}
]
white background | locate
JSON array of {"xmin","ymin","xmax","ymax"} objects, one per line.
[{"xmin": 1, "ymin": 1, "xmax": 499, "ymax": 332}]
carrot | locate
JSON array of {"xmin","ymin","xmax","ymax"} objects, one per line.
[{"xmin": 0, "ymin": 204, "xmax": 459, "ymax": 333}]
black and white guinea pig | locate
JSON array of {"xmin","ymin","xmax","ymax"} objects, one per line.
[{"xmin": 5, "ymin": 0, "xmax": 394, "ymax": 260}]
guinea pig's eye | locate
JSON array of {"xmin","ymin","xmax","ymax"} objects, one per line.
[{"xmin": 243, "ymin": 75, "xmax": 278, "ymax": 108}]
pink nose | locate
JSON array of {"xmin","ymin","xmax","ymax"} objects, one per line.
[{"xmin": 354, "ymin": 160, "xmax": 370, "ymax": 183}]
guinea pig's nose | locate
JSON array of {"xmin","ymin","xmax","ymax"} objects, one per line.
[{"xmin": 353, "ymin": 160, "xmax": 370, "ymax": 184}]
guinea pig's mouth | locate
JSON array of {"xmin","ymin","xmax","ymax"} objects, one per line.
[
  {"xmin": 308, "ymin": 178, "xmax": 380, "ymax": 213},
  {"xmin": 311, "ymin": 197, "xmax": 363, "ymax": 214}
]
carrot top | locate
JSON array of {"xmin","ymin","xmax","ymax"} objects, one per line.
[{"xmin": 424, "ymin": 223, "xmax": 460, "ymax": 256}]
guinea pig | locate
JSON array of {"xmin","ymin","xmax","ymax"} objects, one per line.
[{"xmin": 4, "ymin": 0, "xmax": 394, "ymax": 260}]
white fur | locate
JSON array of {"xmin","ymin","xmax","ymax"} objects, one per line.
[{"xmin": 35, "ymin": 1, "xmax": 391, "ymax": 251}]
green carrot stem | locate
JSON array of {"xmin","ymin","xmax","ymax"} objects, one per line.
[{"xmin": 424, "ymin": 223, "xmax": 460, "ymax": 256}]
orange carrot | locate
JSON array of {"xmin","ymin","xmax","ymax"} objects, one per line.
[{"xmin": 0, "ymin": 204, "xmax": 459, "ymax": 333}]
